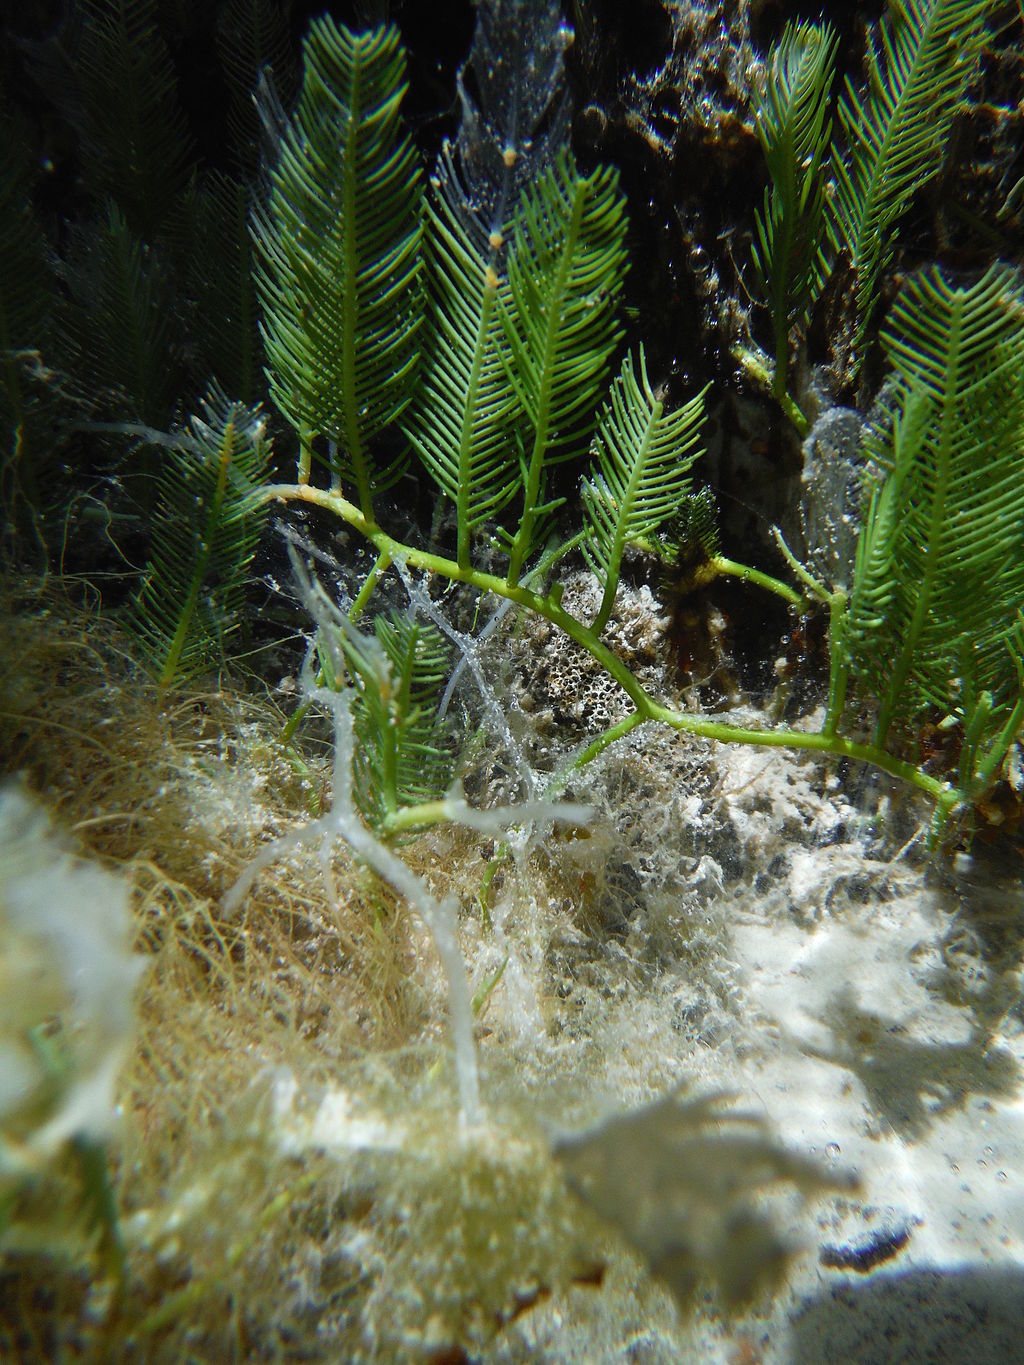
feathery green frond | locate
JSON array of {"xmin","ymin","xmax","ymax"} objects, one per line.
[
  {"xmin": 955, "ymin": 615, "xmax": 1024, "ymax": 808},
  {"xmin": 61, "ymin": 201, "xmax": 180, "ymax": 427},
  {"xmin": 830, "ymin": 0, "xmax": 990, "ymax": 365},
  {"xmin": 648, "ymin": 487, "xmax": 726, "ymax": 597},
  {"xmin": 253, "ymin": 19, "xmax": 423, "ymax": 514},
  {"xmin": 581, "ymin": 348, "xmax": 706, "ymax": 634},
  {"xmin": 186, "ymin": 172, "xmax": 262, "ymax": 406},
  {"xmin": 406, "ymin": 0, "xmax": 579, "ymax": 573},
  {"xmin": 670, "ymin": 488, "xmax": 721, "ymax": 565},
  {"xmin": 76, "ymin": 0, "xmax": 195, "ymax": 240},
  {"xmin": 216, "ymin": 0, "xmax": 299, "ymax": 175},
  {"xmin": 404, "ymin": 194, "xmax": 521, "ymax": 569},
  {"xmin": 132, "ymin": 390, "xmax": 272, "ymax": 690},
  {"xmin": 840, "ymin": 265, "xmax": 1024, "ymax": 780},
  {"xmin": 502, "ymin": 150, "xmax": 628, "ymax": 584},
  {"xmin": 327, "ymin": 609, "xmax": 453, "ymax": 831},
  {"xmin": 751, "ymin": 21, "xmax": 836, "ymax": 400},
  {"xmin": 503, "ymin": 151, "xmax": 627, "ymax": 463}
]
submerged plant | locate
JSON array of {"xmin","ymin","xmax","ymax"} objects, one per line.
[
  {"xmin": 581, "ymin": 347, "xmax": 706, "ymax": 634},
  {"xmin": 132, "ymin": 389, "xmax": 271, "ymax": 690},
  {"xmin": 750, "ymin": 20, "xmax": 836, "ymax": 429},
  {"xmin": 241, "ymin": 7, "xmax": 1021, "ymax": 854},
  {"xmin": 830, "ymin": 0, "xmax": 991, "ymax": 366},
  {"xmin": 746, "ymin": 0, "xmax": 994, "ymax": 417},
  {"xmin": 252, "ymin": 20, "xmax": 423, "ymax": 505},
  {"xmin": 334, "ymin": 608, "xmax": 455, "ymax": 834},
  {"xmin": 829, "ymin": 265, "xmax": 1024, "ymax": 813}
]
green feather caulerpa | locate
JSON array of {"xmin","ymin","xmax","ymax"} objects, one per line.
[{"xmin": 135, "ymin": 5, "xmax": 1022, "ymax": 849}]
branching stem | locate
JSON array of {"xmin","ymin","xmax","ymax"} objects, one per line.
[
  {"xmin": 710, "ymin": 554, "xmax": 805, "ymax": 608},
  {"xmin": 258, "ymin": 480, "xmax": 954, "ymax": 813}
]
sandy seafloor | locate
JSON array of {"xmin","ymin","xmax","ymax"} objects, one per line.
[
  {"xmin": 508, "ymin": 728, "xmax": 1024, "ymax": 1363},
  {"xmin": 723, "ymin": 837, "xmax": 1024, "ymax": 1364}
]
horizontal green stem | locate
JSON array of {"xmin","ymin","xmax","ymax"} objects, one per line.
[
  {"xmin": 383, "ymin": 799, "xmax": 466, "ymax": 836},
  {"xmin": 258, "ymin": 482, "xmax": 955, "ymax": 814},
  {"xmin": 711, "ymin": 554, "xmax": 805, "ymax": 607}
]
